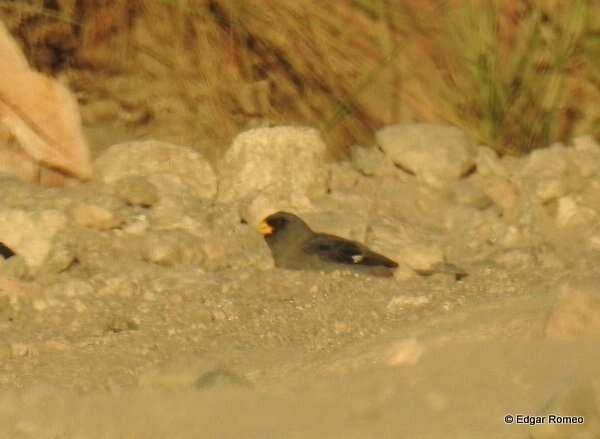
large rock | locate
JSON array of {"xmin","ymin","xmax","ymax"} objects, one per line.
[
  {"xmin": 519, "ymin": 143, "xmax": 580, "ymax": 203},
  {"xmin": 218, "ymin": 126, "xmax": 329, "ymax": 225},
  {"xmin": 376, "ymin": 124, "xmax": 477, "ymax": 187},
  {"xmin": 95, "ymin": 140, "xmax": 217, "ymax": 200},
  {"xmin": 0, "ymin": 21, "xmax": 92, "ymax": 186}
]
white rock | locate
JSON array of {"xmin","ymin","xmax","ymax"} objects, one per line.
[
  {"xmin": 0, "ymin": 208, "xmax": 66, "ymax": 272},
  {"xmin": 367, "ymin": 217, "xmax": 445, "ymax": 273},
  {"xmin": 475, "ymin": 146, "xmax": 510, "ymax": 177},
  {"xmin": 556, "ymin": 196, "xmax": 596, "ymax": 228},
  {"xmin": 470, "ymin": 174, "xmax": 519, "ymax": 220},
  {"xmin": 141, "ymin": 229, "xmax": 205, "ymax": 267},
  {"xmin": 350, "ymin": 145, "xmax": 386, "ymax": 176},
  {"xmin": 376, "ymin": 124, "xmax": 476, "ymax": 187},
  {"xmin": 450, "ymin": 180, "xmax": 493, "ymax": 209},
  {"xmin": 71, "ymin": 203, "xmax": 121, "ymax": 230},
  {"xmin": 520, "ymin": 144, "xmax": 570, "ymax": 203},
  {"xmin": 218, "ymin": 126, "xmax": 329, "ymax": 225},
  {"xmin": 95, "ymin": 140, "xmax": 217, "ymax": 200}
]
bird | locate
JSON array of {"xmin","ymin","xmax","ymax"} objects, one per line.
[{"xmin": 258, "ymin": 211, "xmax": 398, "ymax": 277}]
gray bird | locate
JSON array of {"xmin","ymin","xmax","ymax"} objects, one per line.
[{"xmin": 258, "ymin": 211, "xmax": 398, "ymax": 277}]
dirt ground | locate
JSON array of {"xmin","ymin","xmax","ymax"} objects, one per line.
[
  {"xmin": 1, "ymin": 250, "xmax": 599, "ymax": 438},
  {"xmin": 2, "ymin": 122, "xmax": 600, "ymax": 439}
]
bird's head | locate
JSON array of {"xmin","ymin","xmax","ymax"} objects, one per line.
[{"xmin": 258, "ymin": 211, "xmax": 312, "ymax": 242}]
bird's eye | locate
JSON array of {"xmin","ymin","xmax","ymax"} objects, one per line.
[{"xmin": 272, "ymin": 217, "xmax": 287, "ymax": 228}]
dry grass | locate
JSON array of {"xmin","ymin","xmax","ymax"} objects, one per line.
[{"xmin": 1, "ymin": 0, "xmax": 599, "ymax": 157}]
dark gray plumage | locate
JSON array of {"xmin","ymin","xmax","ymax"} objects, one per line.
[{"xmin": 258, "ymin": 211, "xmax": 397, "ymax": 277}]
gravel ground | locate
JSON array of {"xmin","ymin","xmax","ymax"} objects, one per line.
[{"xmin": 1, "ymin": 127, "xmax": 600, "ymax": 438}]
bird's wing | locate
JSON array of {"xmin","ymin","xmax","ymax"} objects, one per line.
[{"xmin": 304, "ymin": 234, "xmax": 398, "ymax": 268}]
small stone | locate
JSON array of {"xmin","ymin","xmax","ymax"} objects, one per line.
[
  {"xmin": 71, "ymin": 204, "xmax": 121, "ymax": 229},
  {"xmin": 556, "ymin": 196, "xmax": 596, "ymax": 228},
  {"xmin": 212, "ymin": 310, "xmax": 226, "ymax": 322},
  {"xmin": 350, "ymin": 145, "xmax": 385, "ymax": 176},
  {"xmin": 387, "ymin": 295, "xmax": 431, "ymax": 312},
  {"xmin": 386, "ymin": 338, "xmax": 425, "ymax": 366},
  {"xmin": 106, "ymin": 316, "xmax": 139, "ymax": 333},
  {"xmin": 10, "ymin": 342, "xmax": 35, "ymax": 357},
  {"xmin": 0, "ymin": 208, "xmax": 67, "ymax": 273},
  {"xmin": 470, "ymin": 174, "xmax": 519, "ymax": 219},
  {"xmin": 122, "ymin": 214, "xmax": 149, "ymax": 235},
  {"xmin": 450, "ymin": 180, "xmax": 493, "ymax": 209},
  {"xmin": 404, "ymin": 243, "xmax": 445, "ymax": 274},
  {"xmin": 142, "ymin": 229, "xmax": 205, "ymax": 267},
  {"xmin": 115, "ymin": 175, "xmax": 159, "ymax": 207},
  {"xmin": 545, "ymin": 280, "xmax": 600, "ymax": 340}
]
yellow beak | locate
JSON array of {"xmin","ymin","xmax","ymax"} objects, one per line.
[{"xmin": 258, "ymin": 221, "xmax": 273, "ymax": 235}]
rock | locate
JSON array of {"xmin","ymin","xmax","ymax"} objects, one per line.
[
  {"xmin": 521, "ymin": 145, "xmax": 569, "ymax": 203},
  {"xmin": 385, "ymin": 338, "xmax": 425, "ymax": 367},
  {"xmin": 0, "ymin": 21, "xmax": 92, "ymax": 185},
  {"xmin": 350, "ymin": 145, "xmax": 386, "ymax": 176},
  {"xmin": 114, "ymin": 175, "xmax": 159, "ymax": 207},
  {"xmin": 217, "ymin": 126, "xmax": 329, "ymax": 225},
  {"xmin": 0, "ymin": 208, "xmax": 66, "ymax": 273},
  {"xmin": 328, "ymin": 161, "xmax": 361, "ymax": 192},
  {"xmin": 71, "ymin": 203, "xmax": 122, "ymax": 230},
  {"xmin": 10, "ymin": 342, "xmax": 36, "ymax": 357},
  {"xmin": 545, "ymin": 280, "xmax": 600, "ymax": 340},
  {"xmin": 555, "ymin": 196, "xmax": 597, "ymax": 228},
  {"xmin": 95, "ymin": 140, "xmax": 217, "ymax": 200},
  {"xmin": 470, "ymin": 174, "xmax": 519, "ymax": 220},
  {"xmin": 387, "ymin": 295, "xmax": 431, "ymax": 313},
  {"xmin": 520, "ymin": 143, "xmax": 588, "ymax": 204},
  {"xmin": 141, "ymin": 229, "xmax": 205, "ymax": 267},
  {"xmin": 450, "ymin": 180, "xmax": 493, "ymax": 209},
  {"xmin": 366, "ymin": 217, "xmax": 445, "ymax": 274},
  {"xmin": 474, "ymin": 146, "xmax": 511, "ymax": 178},
  {"xmin": 376, "ymin": 124, "xmax": 476, "ymax": 187}
]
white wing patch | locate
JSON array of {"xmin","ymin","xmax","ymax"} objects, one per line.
[{"xmin": 351, "ymin": 254, "xmax": 364, "ymax": 263}]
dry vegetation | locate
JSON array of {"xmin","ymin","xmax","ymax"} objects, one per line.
[{"xmin": 1, "ymin": 0, "xmax": 599, "ymax": 159}]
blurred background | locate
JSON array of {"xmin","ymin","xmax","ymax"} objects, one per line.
[{"xmin": 1, "ymin": 0, "xmax": 599, "ymax": 162}]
